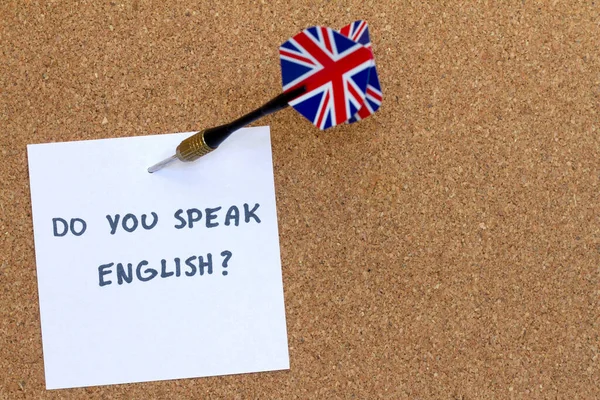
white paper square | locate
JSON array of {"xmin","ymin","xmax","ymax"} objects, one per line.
[{"xmin": 27, "ymin": 127, "xmax": 289, "ymax": 389}]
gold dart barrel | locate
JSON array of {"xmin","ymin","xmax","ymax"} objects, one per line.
[
  {"xmin": 176, "ymin": 130, "xmax": 214, "ymax": 162},
  {"xmin": 147, "ymin": 130, "xmax": 214, "ymax": 173}
]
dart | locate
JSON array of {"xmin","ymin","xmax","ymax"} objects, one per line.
[{"xmin": 148, "ymin": 21, "xmax": 382, "ymax": 173}]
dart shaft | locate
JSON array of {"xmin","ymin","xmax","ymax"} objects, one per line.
[
  {"xmin": 204, "ymin": 86, "xmax": 306, "ymax": 148},
  {"xmin": 148, "ymin": 86, "xmax": 306, "ymax": 173}
]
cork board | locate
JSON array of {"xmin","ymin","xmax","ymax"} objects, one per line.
[{"xmin": 1, "ymin": 1, "xmax": 599, "ymax": 398}]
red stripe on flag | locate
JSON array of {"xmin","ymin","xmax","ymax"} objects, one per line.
[
  {"xmin": 316, "ymin": 90, "xmax": 330, "ymax": 128},
  {"xmin": 321, "ymin": 27, "xmax": 333, "ymax": 54},
  {"xmin": 339, "ymin": 25, "xmax": 351, "ymax": 37},
  {"xmin": 357, "ymin": 105, "xmax": 371, "ymax": 119},
  {"xmin": 332, "ymin": 76, "xmax": 346, "ymax": 124},
  {"xmin": 279, "ymin": 49, "xmax": 315, "ymax": 66},
  {"xmin": 366, "ymin": 87, "xmax": 383, "ymax": 102},
  {"xmin": 347, "ymin": 81, "xmax": 362, "ymax": 107}
]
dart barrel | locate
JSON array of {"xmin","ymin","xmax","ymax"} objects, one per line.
[{"xmin": 176, "ymin": 130, "xmax": 214, "ymax": 162}]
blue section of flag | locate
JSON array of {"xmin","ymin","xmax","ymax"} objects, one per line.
[
  {"xmin": 280, "ymin": 41, "xmax": 299, "ymax": 52},
  {"xmin": 280, "ymin": 58, "xmax": 312, "ymax": 88},
  {"xmin": 350, "ymin": 67, "xmax": 371, "ymax": 91},
  {"xmin": 323, "ymin": 111, "xmax": 332, "ymax": 129},
  {"xmin": 348, "ymin": 99, "xmax": 359, "ymax": 117},
  {"xmin": 370, "ymin": 65, "xmax": 381, "ymax": 91},
  {"xmin": 367, "ymin": 97, "xmax": 379, "ymax": 110},
  {"xmin": 292, "ymin": 91, "xmax": 324, "ymax": 124},
  {"xmin": 306, "ymin": 26, "xmax": 319, "ymax": 40},
  {"xmin": 333, "ymin": 33, "xmax": 357, "ymax": 54}
]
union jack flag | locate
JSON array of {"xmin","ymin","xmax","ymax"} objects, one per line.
[
  {"xmin": 279, "ymin": 25, "xmax": 374, "ymax": 129},
  {"xmin": 339, "ymin": 20, "xmax": 383, "ymax": 123}
]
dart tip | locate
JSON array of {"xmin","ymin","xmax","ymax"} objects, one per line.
[{"xmin": 147, "ymin": 154, "xmax": 178, "ymax": 173}]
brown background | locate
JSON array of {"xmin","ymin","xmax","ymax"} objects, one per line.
[{"xmin": 1, "ymin": 1, "xmax": 599, "ymax": 398}]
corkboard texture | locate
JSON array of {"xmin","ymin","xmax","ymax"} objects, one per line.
[{"xmin": 2, "ymin": 1, "xmax": 600, "ymax": 398}]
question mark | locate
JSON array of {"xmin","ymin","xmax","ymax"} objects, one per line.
[{"xmin": 221, "ymin": 250, "xmax": 232, "ymax": 276}]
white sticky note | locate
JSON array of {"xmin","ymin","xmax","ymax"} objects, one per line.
[{"xmin": 27, "ymin": 127, "xmax": 289, "ymax": 389}]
